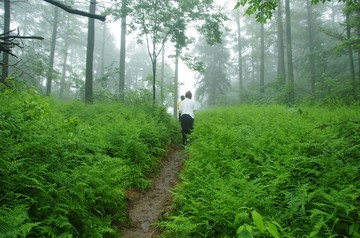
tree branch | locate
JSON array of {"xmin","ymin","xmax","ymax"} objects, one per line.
[
  {"xmin": 0, "ymin": 35, "xmax": 44, "ymax": 40},
  {"xmin": 43, "ymin": 0, "xmax": 106, "ymax": 22}
]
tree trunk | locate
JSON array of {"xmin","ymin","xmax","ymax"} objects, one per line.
[
  {"xmin": 152, "ymin": 59, "xmax": 157, "ymax": 103},
  {"xmin": 345, "ymin": 0, "xmax": 356, "ymax": 95},
  {"xmin": 85, "ymin": 0, "xmax": 96, "ymax": 104},
  {"xmin": 119, "ymin": 0, "xmax": 127, "ymax": 100},
  {"xmin": 100, "ymin": 24, "xmax": 106, "ymax": 77},
  {"xmin": 173, "ymin": 49, "xmax": 179, "ymax": 118},
  {"xmin": 236, "ymin": 10, "xmax": 243, "ymax": 93},
  {"xmin": 276, "ymin": 0, "xmax": 286, "ymax": 86},
  {"xmin": 46, "ymin": 6, "xmax": 59, "ymax": 96},
  {"xmin": 160, "ymin": 46, "xmax": 165, "ymax": 105},
  {"xmin": 59, "ymin": 39, "xmax": 69, "ymax": 99},
  {"xmin": 2, "ymin": 0, "xmax": 10, "ymax": 83},
  {"xmin": 307, "ymin": 0, "xmax": 316, "ymax": 93},
  {"xmin": 60, "ymin": 17, "xmax": 70, "ymax": 99},
  {"xmin": 260, "ymin": 22, "xmax": 265, "ymax": 93},
  {"xmin": 285, "ymin": 0, "xmax": 295, "ymax": 103}
]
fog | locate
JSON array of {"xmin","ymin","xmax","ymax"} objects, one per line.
[{"xmin": 1, "ymin": 0, "xmax": 358, "ymax": 111}]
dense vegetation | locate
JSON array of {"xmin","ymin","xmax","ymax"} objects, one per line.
[
  {"xmin": 0, "ymin": 86, "xmax": 180, "ymax": 237},
  {"xmin": 160, "ymin": 105, "xmax": 360, "ymax": 237}
]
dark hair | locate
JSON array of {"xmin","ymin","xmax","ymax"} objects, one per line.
[
  {"xmin": 180, "ymin": 95, "xmax": 185, "ymax": 100},
  {"xmin": 185, "ymin": 91, "xmax": 192, "ymax": 99}
]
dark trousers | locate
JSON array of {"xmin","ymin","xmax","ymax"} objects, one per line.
[{"xmin": 181, "ymin": 114, "xmax": 194, "ymax": 145}]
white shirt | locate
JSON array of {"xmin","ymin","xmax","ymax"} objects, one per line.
[{"xmin": 180, "ymin": 98, "xmax": 195, "ymax": 119}]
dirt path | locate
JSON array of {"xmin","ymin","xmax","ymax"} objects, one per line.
[{"xmin": 120, "ymin": 147, "xmax": 186, "ymax": 238}]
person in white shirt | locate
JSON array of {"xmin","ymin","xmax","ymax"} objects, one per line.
[
  {"xmin": 179, "ymin": 91, "xmax": 195, "ymax": 145},
  {"xmin": 177, "ymin": 95, "xmax": 185, "ymax": 122}
]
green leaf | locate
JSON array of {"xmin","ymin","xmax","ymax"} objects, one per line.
[
  {"xmin": 266, "ymin": 222, "xmax": 280, "ymax": 238},
  {"xmin": 251, "ymin": 210, "xmax": 266, "ymax": 233}
]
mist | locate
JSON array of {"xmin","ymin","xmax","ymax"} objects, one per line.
[{"xmin": 1, "ymin": 0, "xmax": 358, "ymax": 111}]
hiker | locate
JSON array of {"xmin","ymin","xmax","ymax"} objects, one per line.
[
  {"xmin": 179, "ymin": 91, "xmax": 195, "ymax": 145},
  {"xmin": 177, "ymin": 95, "xmax": 185, "ymax": 122}
]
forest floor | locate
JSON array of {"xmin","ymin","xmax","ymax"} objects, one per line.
[{"xmin": 119, "ymin": 147, "xmax": 186, "ymax": 238}]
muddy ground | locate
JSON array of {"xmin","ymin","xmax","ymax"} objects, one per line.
[{"xmin": 119, "ymin": 148, "xmax": 186, "ymax": 238}]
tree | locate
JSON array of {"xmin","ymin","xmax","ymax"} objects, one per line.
[
  {"xmin": 344, "ymin": 0, "xmax": 357, "ymax": 95},
  {"xmin": 46, "ymin": 6, "xmax": 59, "ymax": 96},
  {"xmin": 2, "ymin": 0, "xmax": 11, "ymax": 83},
  {"xmin": 119, "ymin": 0, "xmax": 127, "ymax": 100},
  {"xmin": 130, "ymin": 0, "xmax": 177, "ymax": 103},
  {"xmin": 130, "ymin": 0, "xmax": 225, "ymax": 103},
  {"xmin": 235, "ymin": 9, "xmax": 244, "ymax": 93},
  {"xmin": 260, "ymin": 22, "xmax": 265, "ymax": 93},
  {"xmin": 235, "ymin": 0, "xmax": 356, "ymax": 22},
  {"xmin": 285, "ymin": 0, "xmax": 295, "ymax": 103},
  {"xmin": 306, "ymin": 0, "xmax": 317, "ymax": 93},
  {"xmin": 194, "ymin": 37, "xmax": 231, "ymax": 106},
  {"xmin": 276, "ymin": 0, "xmax": 286, "ymax": 86},
  {"xmin": 85, "ymin": 0, "xmax": 96, "ymax": 104}
]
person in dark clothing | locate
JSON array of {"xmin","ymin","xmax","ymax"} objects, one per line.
[{"xmin": 179, "ymin": 91, "xmax": 195, "ymax": 145}]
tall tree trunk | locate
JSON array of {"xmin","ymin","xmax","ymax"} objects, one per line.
[
  {"xmin": 2, "ymin": 0, "xmax": 10, "ymax": 83},
  {"xmin": 46, "ymin": 6, "xmax": 59, "ymax": 96},
  {"xmin": 152, "ymin": 58, "xmax": 157, "ymax": 103},
  {"xmin": 307, "ymin": 0, "xmax": 316, "ymax": 93},
  {"xmin": 119, "ymin": 0, "xmax": 127, "ymax": 100},
  {"xmin": 160, "ymin": 46, "xmax": 165, "ymax": 105},
  {"xmin": 173, "ymin": 49, "xmax": 179, "ymax": 118},
  {"xmin": 59, "ymin": 40, "xmax": 69, "ymax": 99},
  {"xmin": 236, "ymin": 10, "xmax": 243, "ymax": 94},
  {"xmin": 100, "ymin": 24, "xmax": 106, "ymax": 77},
  {"xmin": 276, "ymin": 0, "xmax": 286, "ymax": 86},
  {"xmin": 85, "ymin": 0, "xmax": 96, "ymax": 104},
  {"xmin": 345, "ymin": 0, "xmax": 356, "ymax": 95},
  {"xmin": 285, "ymin": 0, "xmax": 295, "ymax": 103},
  {"xmin": 260, "ymin": 22, "xmax": 265, "ymax": 93}
]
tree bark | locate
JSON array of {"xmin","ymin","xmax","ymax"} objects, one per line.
[
  {"xmin": 236, "ymin": 10, "xmax": 243, "ymax": 93},
  {"xmin": 173, "ymin": 49, "xmax": 179, "ymax": 118},
  {"xmin": 307, "ymin": 0, "xmax": 316, "ymax": 93},
  {"xmin": 285, "ymin": 0, "xmax": 295, "ymax": 103},
  {"xmin": 85, "ymin": 0, "xmax": 96, "ymax": 104},
  {"xmin": 100, "ymin": 24, "xmax": 106, "ymax": 77},
  {"xmin": 160, "ymin": 46, "xmax": 165, "ymax": 105},
  {"xmin": 46, "ymin": 6, "xmax": 59, "ymax": 96},
  {"xmin": 276, "ymin": 0, "xmax": 286, "ymax": 86},
  {"xmin": 260, "ymin": 22, "xmax": 265, "ymax": 93},
  {"xmin": 119, "ymin": 0, "xmax": 127, "ymax": 100},
  {"xmin": 2, "ymin": 0, "xmax": 10, "ymax": 82},
  {"xmin": 345, "ymin": 0, "xmax": 356, "ymax": 95}
]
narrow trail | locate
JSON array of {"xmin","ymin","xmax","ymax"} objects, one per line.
[{"xmin": 120, "ymin": 147, "xmax": 186, "ymax": 238}]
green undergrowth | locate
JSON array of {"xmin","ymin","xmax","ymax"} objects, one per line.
[
  {"xmin": 160, "ymin": 104, "xmax": 360, "ymax": 237},
  {"xmin": 0, "ymin": 87, "xmax": 180, "ymax": 237}
]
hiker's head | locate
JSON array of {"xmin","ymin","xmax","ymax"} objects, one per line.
[
  {"xmin": 180, "ymin": 95, "xmax": 185, "ymax": 100},
  {"xmin": 185, "ymin": 91, "xmax": 192, "ymax": 99}
]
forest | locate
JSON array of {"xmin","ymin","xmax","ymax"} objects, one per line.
[{"xmin": 0, "ymin": 0, "xmax": 359, "ymax": 237}]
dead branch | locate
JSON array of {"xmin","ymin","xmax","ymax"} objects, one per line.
[
  {"xmin": 0, "ymin": 35, "xmax": 44, "ymax": 40},
  {"xmin": 43, "ymin": 0, "xmax": 106, "ymax": 22}
]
